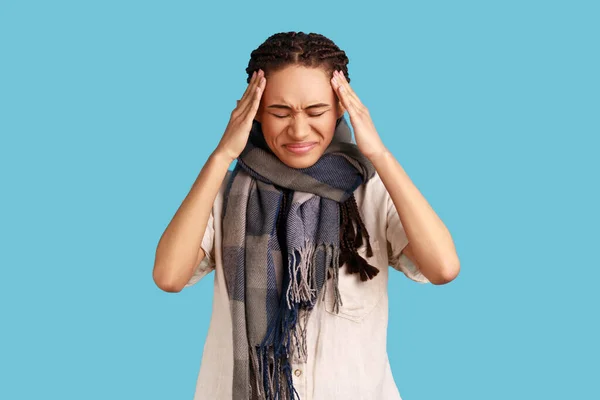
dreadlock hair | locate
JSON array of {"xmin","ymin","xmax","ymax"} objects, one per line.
[
  {"xmin": 259, "ymin": 32, "xmax": 379, "ymax": 282},
  {"xmin": 245, "ymin": 31, "xmax": 351, "ymax": 85}
]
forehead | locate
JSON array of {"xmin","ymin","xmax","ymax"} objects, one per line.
[{"xmin": 263, "ymin": 66, "xmax": 332, "ymax": 103}]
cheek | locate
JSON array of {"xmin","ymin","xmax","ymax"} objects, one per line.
[{"xmin": 260, "ymin": 125, "xmax": 281, "ymax": 147}]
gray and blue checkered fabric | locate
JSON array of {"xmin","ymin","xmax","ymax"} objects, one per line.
[{"xmin": 222, "ymin": 116, "xmax": 375, "ymax": 399}]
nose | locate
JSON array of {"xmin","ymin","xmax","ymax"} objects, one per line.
[{"xmin": 287, "ymin": 114, "xmax": 311, "ymax": 141}]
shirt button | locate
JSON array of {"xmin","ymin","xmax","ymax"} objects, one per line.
[{"xmin": 294, "ymin": 369, "xmax": 302, "ymax": 377}]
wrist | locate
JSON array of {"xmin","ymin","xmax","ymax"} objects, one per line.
[
  {"xmin": 366, "ymin": 146, "xmax": 391, "ymax": 163},
  {"xmin": 211, "ymin": 147, "xmax": 237, "ymax": 166}
]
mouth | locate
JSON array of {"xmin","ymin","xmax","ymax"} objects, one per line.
[{"xmin": 284, "ymin": 142, "xmax": 317, "ymax": 155}]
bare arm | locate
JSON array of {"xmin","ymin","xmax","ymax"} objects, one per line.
[
  {"xmin": 152, "ymin": 68, "xmax": 267, "ymax": 293},
  {"xmin": 329, "ymin": 69, "xmax": 459, "ymax": 285},
  {"xmin": 153, "ymin": 151, "xmax": 232, "ymax": 292},
  {"xmin": 374, "ymin": 151, "xmax": 460, "ymax": 285}
]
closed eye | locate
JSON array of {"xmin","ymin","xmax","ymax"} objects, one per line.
[{"xmin": 273, "ymin": 112, "xmax": 327, "ymax": 118}]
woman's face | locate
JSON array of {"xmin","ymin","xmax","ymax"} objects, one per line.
[{"xmin": 255, "ymin": 65, "xmax": 346, "ymax": 169}]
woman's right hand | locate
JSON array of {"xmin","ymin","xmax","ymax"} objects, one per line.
[{"xmin": 215, "ymin": 69, "xmax": 266, "ymax": 163}]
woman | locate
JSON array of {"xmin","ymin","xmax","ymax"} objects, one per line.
[{"xmin": 154, "ymin": 31, "xmax": 460, "ymax": 400}]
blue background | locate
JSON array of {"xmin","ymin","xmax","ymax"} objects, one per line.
[{"xmin": 1, "ymin": 1, "xmax": 598, "ymax": 399}]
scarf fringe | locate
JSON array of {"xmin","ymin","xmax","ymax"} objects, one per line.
[
  {"xmin": 250, "ymin": 239, "xmax": 342, "ymax": 400},
  {"xmin": 249, "ymin": 206, "xmax": 378, "ymax": 398},
  {"xmin": 321, "ymin": 244, "xmax": 343, "ymax": 314},
  {"xmin": 286, "ymin": 237, "xmax": 318, "ymax": 309}
]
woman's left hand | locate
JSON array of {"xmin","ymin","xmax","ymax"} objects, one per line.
[{"xmin": 331, "ymin": 70, "xmax": 388, "ymax": 160}]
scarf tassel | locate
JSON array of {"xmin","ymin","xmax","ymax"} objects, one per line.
[
  {"xmin": 251, "ymin": 302, "xmax": 302, "ymax": 400},
  {"xmin": 339, "ymin": 249, "xmax": 380, "ymax": 282},
  {"xmin": 327, "ymin": 198, "xmax": 380, "ymax": 282},
  {"xmin": 252, "ymin": 238, "xmax": 330, "ymax": 400}
]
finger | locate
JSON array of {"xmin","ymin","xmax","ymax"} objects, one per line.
[
  {"xmin": 240, "ymin": 75, "xmax": 265, "ymax": 119},
  {"xmin": 240, "ymin": 69, "xmax": 265, "ymax": 112},
  {"xmin": 238, "ymin": 70, "xmax": 260, "ymax": 107},
  {"xmin": 335, "ymin": 71, "xmax": 362, "ymax": 106},
  {"xmin": 331, "ymin": 74, "xmax": 345, "ymax": 106},
  {"xmin": 332, "ymin": 73, "xmax": 356, "ymax": 113},
  {"xmin": 238, "ymin": 70, "xmax": 258, "ymax": 107},
  {"xmin": 336, "ymin": 72, "xmax": 366, "ymax": 116},
  {"xmin": 241, "ymin": 77, "xmax": 263, "ymax": 122}
]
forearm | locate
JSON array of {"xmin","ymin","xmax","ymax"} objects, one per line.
[
  {"xmin": 369, "ymin": 149, "xmax": 459, "ymax": 283},
  {"xmin": 153, "ymin": 150, "xmax": 232, "ymax": 292}
]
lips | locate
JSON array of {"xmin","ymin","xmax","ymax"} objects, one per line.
[
  {"xmin": 284, "ymin": 142, "xmax": 317, "ymax": 154},
  {"xmin": 285, "ymin": 142, "xmax": 317, "ymax": 148}
]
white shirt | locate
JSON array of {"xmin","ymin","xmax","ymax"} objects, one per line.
[{"xmin": 185, "ymin": 169, "xmax": 430, "ymax": 400}]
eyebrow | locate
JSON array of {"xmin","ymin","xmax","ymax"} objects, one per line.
[{"xmin": 266, "ymin": 103, "xmax": 331, "ymax": 110}]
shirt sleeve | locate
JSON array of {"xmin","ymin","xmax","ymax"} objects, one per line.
[
  {"xmin": 385, "ymin": 186, "xmax": 430, "ymax": 284},
  {"xmin": 184, "ymin": 200, "xmax": 216, "ymax": 288}
]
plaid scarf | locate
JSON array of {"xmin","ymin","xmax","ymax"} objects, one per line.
[{"xmin": 222, "ymin": 116, "xmax": 378, "ymax": 399}]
